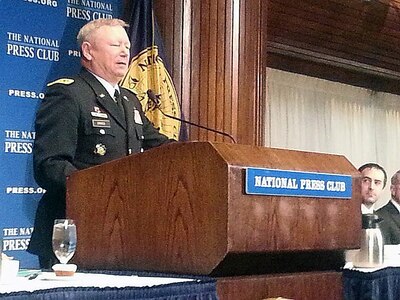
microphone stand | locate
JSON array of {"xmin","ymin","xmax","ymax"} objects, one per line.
[{"xmin": 147, "ymin": 90, "xmax": 236, "ymax": 143}]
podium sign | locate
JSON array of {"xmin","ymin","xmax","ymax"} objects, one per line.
[{"xmin": 245, "ymin": 167, "xmax": 352, "ymax": 198}]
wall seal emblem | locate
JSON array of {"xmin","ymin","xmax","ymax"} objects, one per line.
[{"xmin": 121, "ymin": 46, "xmax": 181, "ymax": 140}]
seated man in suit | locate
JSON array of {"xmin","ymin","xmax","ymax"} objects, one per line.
[
  {"xmin": 346, "ymin": 163, "xmax": 387, "ymax": 262},
  {"xmin": 359, "ymin": 163, "xmax": 387, "ymax": 214},
  {"xmin": 376, "ymin": 170, "xmax": 400, "ymax": 244}
]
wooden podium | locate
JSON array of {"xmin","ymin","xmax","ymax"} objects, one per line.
[{"xmin": 67, "ymin": 141, "xmax": 361, "ymax": 279}]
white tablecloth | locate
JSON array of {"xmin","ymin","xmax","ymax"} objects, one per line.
[
  {"xmin": 344, "ymin": 244, "xmax": 400, "ymax": 273},
  {"xmin": 0, "ymin": 271, "xmax": 195, "ymax": 294}
]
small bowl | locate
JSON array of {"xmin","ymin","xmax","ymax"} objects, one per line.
[{"xmin": 52, "ymin": 263, "xmax": 77, "ymax": 276}]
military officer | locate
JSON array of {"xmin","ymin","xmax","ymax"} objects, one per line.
[{"xmin": 28, "ymin": 18, "xmax": 174, "ymax": 268}]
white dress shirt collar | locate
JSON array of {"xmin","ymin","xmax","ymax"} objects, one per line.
[
  {"xmin": 361, "ymin": 203, "xmax": 375, "ymax": 214},
  {"xmin": 89, "ymin": 71, "xmax": 120, "ymax": 98}
]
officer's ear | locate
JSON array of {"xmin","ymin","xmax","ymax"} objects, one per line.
[{"xmin": 81, "ymin": 41, "xmax": 93, "ymax": 61}]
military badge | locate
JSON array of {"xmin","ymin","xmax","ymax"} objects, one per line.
[
  {"xmin": 91, "ymin": 111, "xmax": 108, "ymax": 118},
  {"xmin": 94, "ymin": 144, "xmax": 106, "ymax": 156},
  {"xmin": 134, "ymin": 109, "xmax": 143, "ymax": 125}
]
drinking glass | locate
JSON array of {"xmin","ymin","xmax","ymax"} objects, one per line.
[{"xmin": 52, "ymin": 219, "xmax": 77, "ymax": 264}]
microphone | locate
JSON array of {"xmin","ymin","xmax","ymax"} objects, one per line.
[{"xmin": 147, "ymin": 90, "xmax": 236, "ymax": 143}]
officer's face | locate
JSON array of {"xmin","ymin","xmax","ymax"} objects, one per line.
[{"xmin": 82, "ymin": 25, "xmax": 131, "ymax": 85}]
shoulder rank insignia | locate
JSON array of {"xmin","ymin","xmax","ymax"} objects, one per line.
[{"xmin": 47, "ymin": 78, "xmax": 75, "ymax": 87}]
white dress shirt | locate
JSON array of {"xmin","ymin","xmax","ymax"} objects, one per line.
[{"xmin": 361, "ymin": 203, "xmax": 375, "ymax": 214}]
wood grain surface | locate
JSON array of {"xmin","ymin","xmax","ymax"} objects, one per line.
[{"xmin": 67, "ymin": 142, "xmax": 361, "ymax": 275}]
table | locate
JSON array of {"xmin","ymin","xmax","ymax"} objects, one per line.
[{"xmin": 0, "ymin": 270, "xmax": 218, "ymax": 300}]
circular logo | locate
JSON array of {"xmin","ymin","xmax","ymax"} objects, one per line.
[{"xmin": 121, "ymin": 46, "xmax": 181, "ymax": 140}]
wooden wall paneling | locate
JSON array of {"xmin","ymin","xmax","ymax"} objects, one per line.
[
  {"xmin": 172, "ymin": 1, "xmax": 183, "ymax": 88},
  {"xmin": 153, "ymin": 0, "xmax": 174, "ymax": 65},
  {"xmin": 181, "ymin": 0, "xmax": 193, "ymax": 129},
  {"xmin": 229, "ymin": 0, "xmax": 239, "ymax": 141},
  {"xmin": 198, "ymin": 0, "xmax": 211, "ymax": 141},
  {"xmin": 267, "ymin": 0, "xmax": 400, "ymax": 85},
  {"xmin": 237, "ymin": 0, "xmax": 266, "ymax": 145},
  {"xmin": 203, "ymin": 0, "xmax": 216, "ymax": 141},
  {"xmin": 197, "ymin": 0, "xmax": 231, "ymax": 143},
  {"xmin": 188, "ymin": 0, "xmax": 201, "ymax": 140},
  {"xmin": 153, "ymin": 0, "xmax": 183, "ymax": 107},
  {"xmin": 153, "ymin": 0, "xmax": 267, "ymax": 145},
  {"xmin": 216, "ymin": 0, "xmax": 228, "ymax": 141},
  {"xmin": 268, "ymin": 1, "xmax": 400, "ymax": 69},
  {"xmin": 154, "ymin": 0, "xmax": 199, "ymax": 140}
]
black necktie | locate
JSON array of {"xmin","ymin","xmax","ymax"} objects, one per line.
[{"xmin": 114, "ymin": 89, "xmax": 125, "ymax": 115}]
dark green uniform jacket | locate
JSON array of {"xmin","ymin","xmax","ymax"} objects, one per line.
[{"xmin": 28, "ymin": 68, "xmax": 172, "ymax": 258}]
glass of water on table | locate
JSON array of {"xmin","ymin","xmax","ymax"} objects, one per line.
[{"xmin": 51, "ymin": 219, "xmax": 77, "ymax": 276}]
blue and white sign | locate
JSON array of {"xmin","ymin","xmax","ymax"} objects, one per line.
[{"xmin": 245, "ymin": 168, "xmax": 352, "ymax": 199}]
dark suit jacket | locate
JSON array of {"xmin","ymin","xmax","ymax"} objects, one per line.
[
  {"xmin": 376, "ymin": 201, "xmax": 400, "ymax": 245},
  {"xmin": 28, "ymin": 69, "xmax": 172, "ymax": 257}
]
